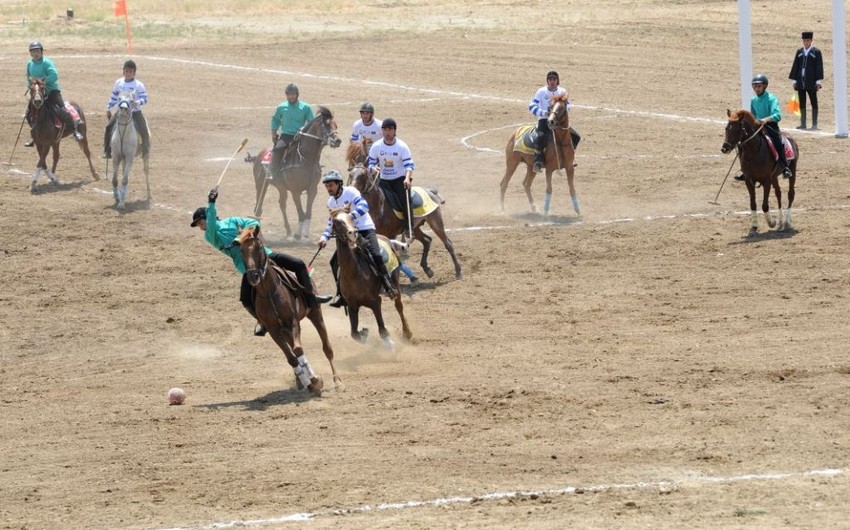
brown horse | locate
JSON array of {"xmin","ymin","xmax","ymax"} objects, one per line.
[
  {"xmin": 251, "ymin": 107, "xmax": 341, "ymax": 240},
  {"xmin": 721, "ymin": 109, "xmax": 798, "ymax": 235},
  {"xmin": 347, "ymin": 164, "xmax": 462, "ymax": 279},
  {"xmin": 329, "ymin": 206, "xmax": 412, "ymax": 349},
  {"xmin": 344, "ymin": 137, "xmax": 373, "ymax": 169},
  {"xmin": 500, "ymin": 94, "xmax": 579, "ymax": 216},
  {"xmin": 238, "ymin": 226, "xmax": 342, "ymax": 393},
  {"xmin": 27, "ymin": 79, "xmax": 98, "ymax": 192}
]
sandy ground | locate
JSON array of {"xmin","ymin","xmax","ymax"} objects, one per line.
[{"xmin": 1, "ymin": 1, "xmax": 849, "ymax": 528}]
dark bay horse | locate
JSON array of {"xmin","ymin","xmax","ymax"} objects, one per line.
[
  {"xmin": 238, "ymin": 226, "xmax": 342, "ymax": 393},
  {"xmin": 329, "ymin": 207, "xmax": 412, "ymax": 350},
  {"xmin": 27, "ymin": 79, "xmax": 98, "ymax": 192},
  {"xmin": 348, "ymin": 164, "xmax": 462, "ymax": 280},
  {"xmin": 252, "ymin": 107, "xmax": 341, "ymax": 240},
  {"xmin": 721, "ymin": 109, "xmax": 798, "ymax": 235},
  {"xmin": 110, "ymin": 91, "xmax": 151, "ymax": 208},
  {"xmin": 500, "ymin": 94, "xmax": 579, "ymax": 216}
]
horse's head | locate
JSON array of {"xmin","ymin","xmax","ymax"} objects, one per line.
[
  {"xmin": 29, "ymin": 78, "xmax": 45, "ymax": 109},
  {"xmin": 722, "ymin": 109, "xmax": 755, "ymax": 154},
  {"xmin": 238, "ymin": 226, "xmax": 267, "ymax": 286},
  {"xmin": 547, "ymin": 94, "xmax": 570, "ymax": 130},
  {"xmin": 312, "ymin": 106, "xmax": 342, "ymax": 149},
  {"xmin": 345, "ymin": 137, "xmax": 372, "ymax": 168},
  {"xmin": 347, "ymin": 163, "xmax": 373, "ymax": 191},
  {"xmin": 329, "ymin": 206, "xmax": 357, "ymax": 248}
]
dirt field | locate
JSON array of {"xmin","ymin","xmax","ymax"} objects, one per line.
[{"xmin": 2, "ymin": 1, "xmax": 849, "ymax": 528}]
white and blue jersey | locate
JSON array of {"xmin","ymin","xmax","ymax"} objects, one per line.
[
  {"xmin": 350, "ymin": 118, "xmax": 382, "ymax": 143},
  {"xmin": 320, "ymin": 186, "xmax": 376, "ymax": 241},
  {"xmin": 106, "ymin": 77, "xmax": 149, "ymax": 113},
  {"xmin": 367, "ymin": 138, "xmax": 415, "ymax": 181},
  {"xmin": 528, "ymin": 85, "xmax": 568, "ymax": 119}
]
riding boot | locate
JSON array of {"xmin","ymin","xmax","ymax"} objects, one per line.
[
  {"xmin": 24, "ymin": 139, "xmax": 35, "ymax": 148},
  {"xmin": 328, "ymin": 260, "xmax": 346, "ymax": 307},
  {"xmin": 533, "ymin": 152, "xmax": 544, "ymax": 173},
  {"xmin": 797, "ymin": 108, "xmax": 807, "ymax": 130},
  {"xmin": 72, "ymin": 124, "xmax": 84, "ymax": 142},
  {"xmin": 811, "ymin": 108, "xmax": 819, "ymax": 130},
  {"xmin": 382, "ymin": 274, "xmax": 397, "ymax": 298}
]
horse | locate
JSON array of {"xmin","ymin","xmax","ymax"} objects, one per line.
[
  {"xmin": 721, "ymin": 109, "xmax": 798, "ymax": 235},
  {"xmin": 238, "ymin": 225, "xmax": 342, "ymax": 393},
  {"xmin": 344, "ymin": 137, "xmax": 372, "ymax": 169},
  {"xmin": 348, "ymin": 164, "xmax": 463, "ymax": 280},
  {"xmin": 500, "ymin": 94, "xmax": 579, "ymax": 216},
  {"xmin": 252, "ymin": 107, "xmax": 342, "ymax": 240},
  {"xmin": 110, "ymin": 91, "xmax": 151, "ymax": 208},
  {"xmin": 329, "ymin": 206, "xmax": 412, "ymax": 350},
  {"xmin": 27, "ymin": 79, "xmax": 98, "ymax": 192}
]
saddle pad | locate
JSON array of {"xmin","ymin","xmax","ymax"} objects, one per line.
[
  {"xmin": 261, "ymin": 147, "xmax": 273, "ymax": 165},
  {"xmin": 512, "ymin": 125, "xmax": 538, "ymax": 155},
  {"xmin": 64, "ymin": 102, "xmax": 81, "ymax": 122},
  {"xmin": 766, "ymin": 136, "xmax": 796, "ymax": 161},
  {"xmin": 392, "ymin": 187, "xmax": 439, "ymax": 220},
  {"xmin": 377, "ymin": 237, "xmax": 400, "ymax": 274}
]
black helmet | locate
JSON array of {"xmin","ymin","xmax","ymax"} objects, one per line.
[
  {"xmin": 360, "ymin": 102, "xmax": 375, "ymax": 113},
  {"xmin": 190, "ymin": 207, "xmax": 207, "ymax": 227},
  {"xmin": 285, "ymin": 83, "xmax": 299, "ymax": 95},
  {"xmin": 123, "ymin": 59, "xmax": 137, "ymax": 71},
  {"xmin": 29, "ymin": 41, "xmax": 44, "ymax": 52},
  {"xmin": 546, "ymin": 70, "xmax": 559, "ymax": 80},
  {"xmin": 321, "ymin": 170, "xmax": 344, "ymax": 184},
  {"xmin": 381, "ymin": 117, "xmax": 397, "ymax": 130},
  {"xmin": 751, "ymin": 74, "xmax": 769, "ymax": 86}
]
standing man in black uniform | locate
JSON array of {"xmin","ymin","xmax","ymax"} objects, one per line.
[{"xmin": 788, "ymin": 30, "xmax": 824, "ymax": 130}]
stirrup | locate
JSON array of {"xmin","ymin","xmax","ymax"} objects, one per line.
[
  {"xmin": 329, "ymin": 295, "xmax": 346, "ymax": 308},
  {"xmin": 782, "ymin": 167, "xmax": 793, "ymax": 179},
  {"xmin": 73, "ymin": 130, "xmax": 84, "ymax": 141}
]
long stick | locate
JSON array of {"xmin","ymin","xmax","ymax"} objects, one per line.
[
  {"xmin": 214, "ymin": 138, "xmax": 248, "ymax": 190},
  {"xmin": 710, "ymin": 151, "xmax": 740, "ymax": 205},
  {"xmin": 307, "ymin": 245, "xmax": 323, "ymax": 267},
  {"xmin": 405, "ymin": 187, "xmax": 414, "ymax": 237},
  {"xmin": 7, "ymin": 114, "xmax": 27, "ymax": 165}
]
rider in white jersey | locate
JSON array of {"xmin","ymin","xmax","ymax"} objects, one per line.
[
  {"xmin": 366, "ymin": 118, "xmax": 415, "ymax": 236},
  {"xmin": 528, "ymin": 70, "xmax": 580, "ymax": 172},
  {"xmin": 350, "ymin": 102, "xmax": 383, "ymax": 144}
]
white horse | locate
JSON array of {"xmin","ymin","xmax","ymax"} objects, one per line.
[{"xmin": 110, "ymin": 91, "xmax": 151, "ymax": 209}]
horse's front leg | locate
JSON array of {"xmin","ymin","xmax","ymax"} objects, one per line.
[
  {"xmin": 500, "ymin": 151, "xmax": 521, "ymax": 212},
  {"xmin": 31, "ymin": 144, "xmax": 47, "ymax": 192},
  {"xmin": 393, "ymin": 292, "xmax": 413, "ymax": 342},
  {"xmin": 306, "ymin": 307, "xmax": 343, "ymax": 389},
  {"xmin": 290, "ymin": 318, "xmax": 322, "ymax": 394},
  {"xmin": 762, "ymin": 178, "xmax": 776, "ymax": 228},
  {"xmin": 746, "ymin": 181, "xmax": 758, "ymax": 236},
  {"xmin": 425, "ymin": 215, "xmax": 462, "ymax": 279},
  {"xmin": 118, "ymin": 159, "xmax": 135, "ymax": 209},
  {"xmin": 543, "ymin": 169, "xmax": 554, "ymax": 216},
  {"xmin": 414, "ymin": 227, "xmax": 434, "ymax": 278},
  {"xmin": 112, "ymin": 159, "xmax": 120, "ymax": 205},
  {"xmin": 302, "ymin": 183, "xmax": 318, "ymax": 240},
  {"xmin": 78, "ymin": 137, "xmax": 99, "ymax": 181},
  {"xmin": 347, "ymin": 304, "xmax": 368, "ymax": 343},
  {"xmin": 291, "ymin": 189, "xmax": 307, "ymax": 241},
  {"xmin": 369, "ymin": 299, "xmax": 395, "ymax": 352}
]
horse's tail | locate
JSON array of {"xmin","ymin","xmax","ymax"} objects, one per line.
[
  {"xmin": 244, "ymin": 152, "xmax": 257, "ymax": 163},
  {"xmin": 427, "ymin": 187, "xmax": 446, "ymax": 204}
]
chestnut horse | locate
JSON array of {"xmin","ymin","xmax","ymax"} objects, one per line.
[
  {"xmin": 500, "ymin": 94, "xmax": 579, "ymax": 216},
  {"xmin": 251, "ymin": 107, "xmax": 341, "ymax": 240},
  {"xmin": 238, "ymin": 226, "xmax": 342, "ymax": 393},
  {"xmin": 329, "ymin": 206, "xmax": 412, "ymax": 350},
  {"xmin": 27, "ymin": 79, "xmax": 98, "ymax": 192},
  {"xmin": 344, "ymin": 137, "xmax": 372, "ymax": 169},
  {"xmin": 721, "ymin": 109, "xmax": 798, "ymax": 235},
  {"xmin": 347, "ymin": 164, "xmax": 462, "ymax": 279}
]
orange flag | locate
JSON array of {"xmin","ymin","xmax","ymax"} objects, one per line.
[
  {"xmin": 114, "ymin": 0, "xmax": 127, "ymax": 16},
  {"xmin": 785, "ymin": 93, "xmax": 801, "ymax": 117}
]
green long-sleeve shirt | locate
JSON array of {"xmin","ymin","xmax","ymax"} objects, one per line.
[
  {"xmin": 270, "ymin": 100, "xmax": 314, "ymax": 136},
  {"xmin": 202, "ymin": 203, "xmax": 269, "ymax": 273}
]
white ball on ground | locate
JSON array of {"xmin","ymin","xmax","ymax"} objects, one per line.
[{"xmin": 168, "ymin": 387, "xmax": 186, "ymax": 405}]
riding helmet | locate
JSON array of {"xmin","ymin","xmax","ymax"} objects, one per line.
[
  {"xmin": 285, "ymin": 83, "xmax": 299, "ymax": 95},
  {"xmin": 751, "ymin": 74, "xmax": 769, "ymax": 86},
  {"xmin": 29, "ymin": 41, "xmax": 44, "ymax": 52},
  {"xmin": 190, "ymin": 207, "xmax": 207, "ymax": 227},
  {"xmin": 123, "ymin": 59, "xmax": 137, "ymax": 71},
  {"xmin": 546, "ymin": 70, "xmax": 559, "ymax": 80},
  {"xmin": 360, "ymin": 102, "xmax": 375, "ymax": 113},
  {"xmin": 321, "ymin": 170, "xmax": 344, "ymax": 184},
  {"xmin": 381, "ymin": 117, "xmax": 397, "ymax": 130}
]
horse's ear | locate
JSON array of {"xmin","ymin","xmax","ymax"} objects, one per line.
[{"xmin": 726, "ymin": 108, "xmax": 731, "ymax": 118}]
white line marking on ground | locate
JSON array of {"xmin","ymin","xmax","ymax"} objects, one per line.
[{"xmin": 155, "ymin": 467, "xmax": 844, "ymax": 529}]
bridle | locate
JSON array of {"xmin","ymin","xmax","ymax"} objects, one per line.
[
  {"xmin": 29, "ymin": 81, "xmax": 45, "ymax": 110},
  {"xmin": 348, "ymin": 164, "xmax": 379, "ymax": 194},
  {"xmin": 295, "ymin": 114, "xmax": 340, "ymax": 147},
  {"xmin": 724, "ymin": 116, "xmax": 765, "ymax": 154}
]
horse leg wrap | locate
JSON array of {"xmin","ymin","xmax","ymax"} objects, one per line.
[
  {"xmin": 294, "ymin": 357, "xmax": 315, "ymax": 388},
  {"xmin": 571, "ymin": 196, "xmax": 581, "ymax": 215},
  {"xmin": 750, "ymin": 211, "xmax": 759, "ymax": 228},
  {"xmin": 543, "ymin": 192, "xmax": 552, "ymax": 215}
]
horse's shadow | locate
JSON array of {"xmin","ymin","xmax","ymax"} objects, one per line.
[
  {"xmin": 195, "ymin": 388, "xmax": 315, "ymax": 411},
  {"xmin": 402, "ymin": 278, "xmax": 443, "ymax": 294},
  {"xmin": 728, "ymin": 228, "xmax": 799, "ymax": 245},
  {"xmin": 106, "ymin": 198, "xmax": 151, "ymax": 213},
  {"xmin": 30, "ymin": 180, "xmax": 86, "ymax": 194},
  {"xmin": 511, "ymin": 212, "xmax": 581, "ymax": 226}
]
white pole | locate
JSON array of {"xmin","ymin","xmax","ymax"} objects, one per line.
[
  {"xmin": 832, "ymin": 0, "xmax": 848, "ymax": 138},
  {"xmin": 737, "ymin": 0, "xmax": 754, "ymax": 110}
]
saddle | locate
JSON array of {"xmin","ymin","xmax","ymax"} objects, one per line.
[
  {"xmin": 359, "ymin": 236, "xmax": 400, "ymax": 276},
  {"xmin": 268, "ymin": 263, "xmax": 309, "ymax": 306},
  {"xmin": 513, "ymin": 125, "xmax": 539, "ymax": 155},
  {"xmin": 387, "ymin": 187, "xmax": 440, "ymax": 220},
  {"xmin": 764, "ymin": 135, "xmax": 796, "ymax": 162},
  {"xmin": 50, "ymin": 102, "xmax": 82, "ymax": 129}
]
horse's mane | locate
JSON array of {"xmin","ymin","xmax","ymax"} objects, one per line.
[
  {"xmin": 345, "ymin": 138, "xmax": 371, "ymax": 166},
  {"xmin": 730, "ymin": 109, "xmax": 759, "ymax": 125},
  {"xmin": 316, "ymin": 106, "xmax": 333, "ymax": 120},
  {"xmin": 552, "ymin": 93, "xmax": 569, "ymax": 104},
  {"xmin": 238, "ymin": 225, "xmax": 258, "ymax": 243}
]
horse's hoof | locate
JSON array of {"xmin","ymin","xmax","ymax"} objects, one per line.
[
  {"xmin": 28, "ymin": 183, "xmax": 36, "ymax": 193},
  {"xmin": 358, "ymin": 328, "xmax": 369, "ymax": 343},
  {"xmin": 424, "ymin": 268, "xmax": 435, "ymax": 279},
  {"xmin": 308, "ymin": 376, "xmax": 324, "ymax": 395},
  {"xmin": 382, "ymin": 336, "xmax": 396, "ymax": 352},
  {"xmin": 455, "ymin": 271, "xmax": 463, "ymax": 280},
  {"xmin": 768, "ymin": 217, "xmax": 777, "ymax": 228},
  {"xmin": 747, "ymin": 228, "xmax": 758, "ymax": 237}
]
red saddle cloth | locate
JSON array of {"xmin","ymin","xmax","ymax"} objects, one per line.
[
  {"xmin": 261, "ymin": 148, "xmax": 273, "ymax": 165},
  {"xmin": 52, "ymin": 102, "xmax": 82, "ymax": 128},
  {"xmin": 765, "ymin": 135, "xmax": 795, "ymax": 161}
]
